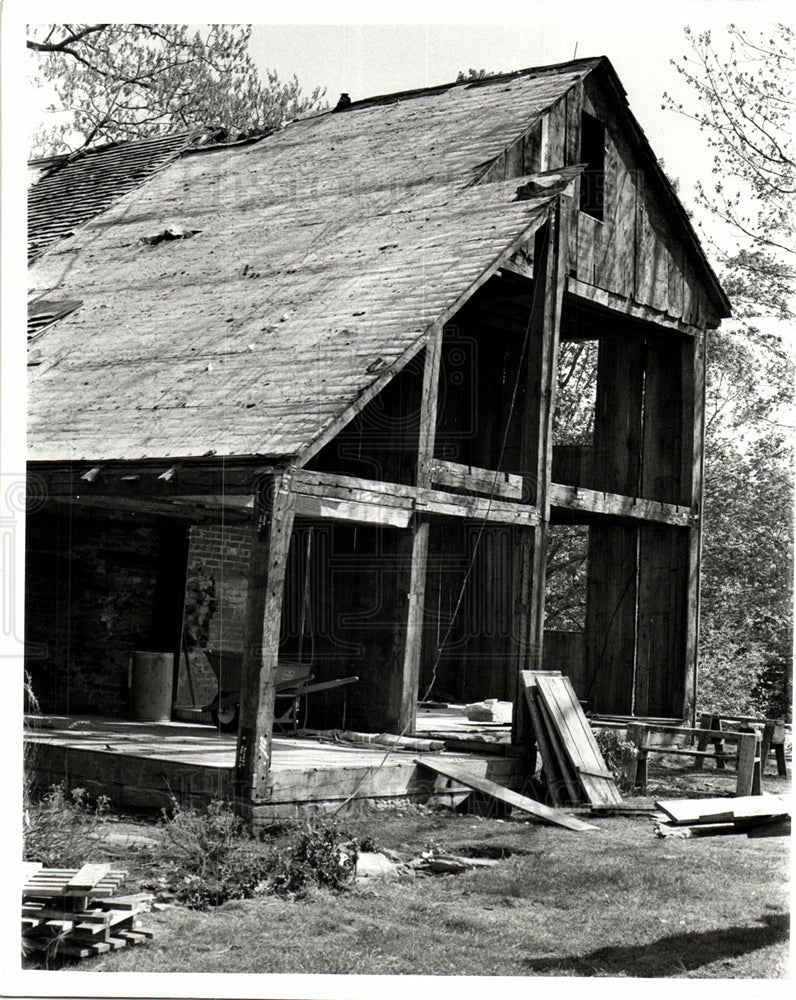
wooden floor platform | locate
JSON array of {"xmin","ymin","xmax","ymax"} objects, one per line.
[{"xmin": 25, "ymin": 715, "xmax": 528, "ymax": 817}]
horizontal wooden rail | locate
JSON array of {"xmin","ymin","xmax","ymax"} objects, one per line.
[
  {"xmin": 549, "ymin": 483, "xmax": 695, "ymax": 526},
  {"xmin": 429, "ymin": 459, "xmax": 525, "ymax": 501},
  {"xmin": 289, "ymin": 468, "xmax": 540, "ymax": 527}
]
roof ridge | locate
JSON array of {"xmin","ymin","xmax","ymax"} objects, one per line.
[{"xmin": 340, "ymin": 56, "xmax": 604, "ymax": 111}]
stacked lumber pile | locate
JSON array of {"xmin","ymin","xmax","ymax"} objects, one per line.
[
  {"xmin": 654, "ymin": 794, "xmax": 791, "ymax": 839},
  {"xmin": 521, "ymin": 670, "xmax": 622, "ymax": 808},
  {"xmin": 22, "ymin": 863, "xmax": 153, "ymax": 961}
]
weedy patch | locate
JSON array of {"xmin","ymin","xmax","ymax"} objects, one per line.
[
  {"xmin": 157, "ymin": 799, "xmax": 359, "ymax": 907},
  {"xmin": 594, "ymin": 729, "xmax": 637, "ymax": 782},
  {"xmin": 24, "ymin": 783, "xmax": 112, "ymax": 868}
]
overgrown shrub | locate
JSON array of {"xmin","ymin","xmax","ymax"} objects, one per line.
[
  {"xmin": 268, "ymin": 822, "xmax": 357, "ymax": 898},
  {"xmin": 594, "ymin": 729, "xmax": 636, "ymax": 783},
  {"xmin": 159, "ymin": 800, "xmax": 357, "ymax": 907},
  {"xmin": 24, "ymin": 784, "xmax": 110, "ymax": 867}
]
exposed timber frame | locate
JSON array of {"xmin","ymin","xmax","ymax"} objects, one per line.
[
  {"xmin": 234, "ymin": 474, "xmax": 296, "ymax": 811},
  {"xmin": 513, "ymin": 201, "xmax": 569, "ymax": 745}
]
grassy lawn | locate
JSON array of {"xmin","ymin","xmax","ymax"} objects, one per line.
[{"xmin": 31, "ymin": 792, "xmax": 788, "ymax": 978}]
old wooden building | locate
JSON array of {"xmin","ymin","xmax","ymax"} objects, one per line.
[{"xmin": 26, "ymin": 57, "xmax": 729, "ymax": 818}]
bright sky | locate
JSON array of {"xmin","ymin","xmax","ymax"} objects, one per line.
[{"xmin": 249, "ymin": 21, "xmax": 709, "ymax": 188}]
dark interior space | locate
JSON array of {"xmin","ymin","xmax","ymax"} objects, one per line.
[{"xmin": 307, "ymin": 350, "xmax": 425, "ymax": 485}]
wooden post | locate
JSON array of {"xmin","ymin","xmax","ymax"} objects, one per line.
[
  {"xmin": 623, "ymin": 723, "xmax": 651, "ymax": 794},
  {"xmin": 759, "ymin": 722, "xmax": 775, "ymax": 779},
  {"xmin": 512, "ymin": 200, "xmax": 568, "ymax": 746},
  {"xmin": 694, "ymin": 711, "xmax": 712, "ymax": 770},
  {"xmin": 683, "ymin": 332, "xmax": 706, "ymax": 725},
  {"xmin": 396, "ymin": 325, "xmax": 444, "ymax": 733},
  {"xmin": 772, "ymin": 719, "xmax": 788, "ymax": 777},
  {"xmin": 234, "ymin": 473, "xmax": 296, "ymax": 813},
  {"xmin": 735, "ymin": 732, "xmax": 758, "ymax": 797}
]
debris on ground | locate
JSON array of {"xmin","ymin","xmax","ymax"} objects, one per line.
[
  {"xmin": 353, "ymin": 847, "xmax": 501, "ymax": 881},
  {"xmin": 22, "ymin": 862, "xmax": 153, "ymax": 962},
  {"xmin": 465, "ymin": 699, "xmax": 513, "ymax": 723},
  {"xmin": 653, "ymin": 794, "xmax": 791, "ymax": 839}
]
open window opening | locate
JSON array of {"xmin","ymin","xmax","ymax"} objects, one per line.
[
  {"xmin": 553, "ymin": 339, "xmax": 598, "ymax": 446},
  {"xmin": 579, "ymin": 112, "xmax": 605, "ymax": 222},
  {"xmin": 542, "ymin": 524, "xmax": 589, "ymax": 702}
]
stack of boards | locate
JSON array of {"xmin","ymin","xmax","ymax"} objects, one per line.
[
  {"xmin": 22, "ymin": 863, "xmax": 153, "ymax": 961},
  {"xmin": 655, "ymin": 795, "xmax": 791, "ymax": 839},
  {"xmin": 522, "ymin": 670, "xmax": 622, "ymax": 808}
]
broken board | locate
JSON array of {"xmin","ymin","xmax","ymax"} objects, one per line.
[{"xmin": 414, "ymin": 757, "xmax": 598, "ymax": 832}]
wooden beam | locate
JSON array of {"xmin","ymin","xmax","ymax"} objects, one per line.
[
  {"xmin": 499, "ymin": 263, "xmax": 710, "ymax": 336},
  {"xmin": 684, "ymin": 332, "xmax": 706, "ymax": 725},
  {"xmin": 416, "ymin": 325, "xmax": 444, "ymax": 488},
  {"xmin": 289, "ymin": 468, "xmax": 540, "ymax": 527},
  {"xmin": 293, "ymin": 493, "xmax": 412, "ymax": 528},
  {"xmin": 234, "ymin": 474, "xmax": 296, "ymax": 809},
  {"xmin": 414, "ymin": 757, "xmax": 598, "ymax": 832},
  {"xmin": 397, "ymin": 520, "xmax": 430, "ymax": 732},
  {"xmin": 513, "ymin": 200, "xmax": 568, "ymax": 746},
  {"xmin": 396, "ymin": 322, "xmax": 444, "ymax": 733},
  {"xmin": 549, "ymin": 483, "xmax": 695, "ymax": 526},
  {"xmin": 30, "ymin": 459, "xmax": 283, "ymax": 499},
  {"xmin": 429, "ymin": 459, "xmax": 525, "ymax": 501},
  {"xmin": 567, "ymin": 277, "xmax": 708, "ymax": 334},
  {"xmin": 47, "ymin": 494, "xmax": 251, "ymax": 523}
]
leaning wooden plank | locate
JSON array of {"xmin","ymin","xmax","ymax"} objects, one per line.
[
  {"xmin": 535, "ymin": 674, "xmax": 622, "ymax": 805},
  {"xmin": 65, "ymin": 864, "xmax": 112, "ymax": 892},
  {"xmin": 520, "ymin": 671, "xmax": 566, "ymax": 806},
  {"xmin": 414, "ymin": 758, "xmax": 598, "ymax": 832},
  {"xmin": 656, "ymin": 794, "xmax": 790, "ymax": 826},
  {"xmin": 536, "ymin": 693, "xmax": 583, "ymax": 804}
]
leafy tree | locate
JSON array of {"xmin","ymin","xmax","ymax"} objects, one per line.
[
  {"xmin": 666, "ymin": 24, "xmax": 794, "ymax": 317},
  {"xmin": 456, "ymin": 68, "xmax": 501, "ymax": 82},
  {"xmin": 28, "ymin": 24, "xmax": 325, "ymax": 156},
  {"xmin": 668, "ymin": 24, "xmax": 794, "ymax": 719}
]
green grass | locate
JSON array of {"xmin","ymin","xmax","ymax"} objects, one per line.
[{"xmin": 39, "ymin": 808, "xmax": 789, "ymax": 978}]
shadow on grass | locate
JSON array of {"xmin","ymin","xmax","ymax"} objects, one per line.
[{"xmin": 525, "ymin": 912, "xmax": 789, "ymax": 977}]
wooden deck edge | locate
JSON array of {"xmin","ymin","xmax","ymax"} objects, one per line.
[{"xmin": 27, "ymin": 740, "xmax": 531, "ymax": 815}]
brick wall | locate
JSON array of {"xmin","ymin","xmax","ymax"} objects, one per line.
[{"xmin": 185, "ymin": 525, "xmax": 251, "ymax": 655}]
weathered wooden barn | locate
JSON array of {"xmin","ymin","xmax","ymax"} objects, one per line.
[{"xmin": 26, "ymin": 57, "xmax": 729, "ymax": 819}]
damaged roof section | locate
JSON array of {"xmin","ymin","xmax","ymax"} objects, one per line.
[
  {"xmin": 28, "ymin": 57, "xmax": 726, "ymax": 465},
  {"xmin": 27, "ymin": 130, "xmax": 237, "ymax": 262},
  {"xmin": 28, "ymin": 62, "xmax": 593, "ymax": 464}
]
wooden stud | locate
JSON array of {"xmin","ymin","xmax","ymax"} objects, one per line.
[{"xmin": 684, "ymin": 331, "xmax": 706, "ymax": 725}]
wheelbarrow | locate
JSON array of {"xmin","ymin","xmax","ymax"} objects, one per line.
[{"xmin": 203, "ymin": 650, "xmax": 357, "ymax": 733}]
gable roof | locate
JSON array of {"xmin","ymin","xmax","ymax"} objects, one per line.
[{"xmin": 27, "ymin": 57, "xmax": 725, "ymax": 466}]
